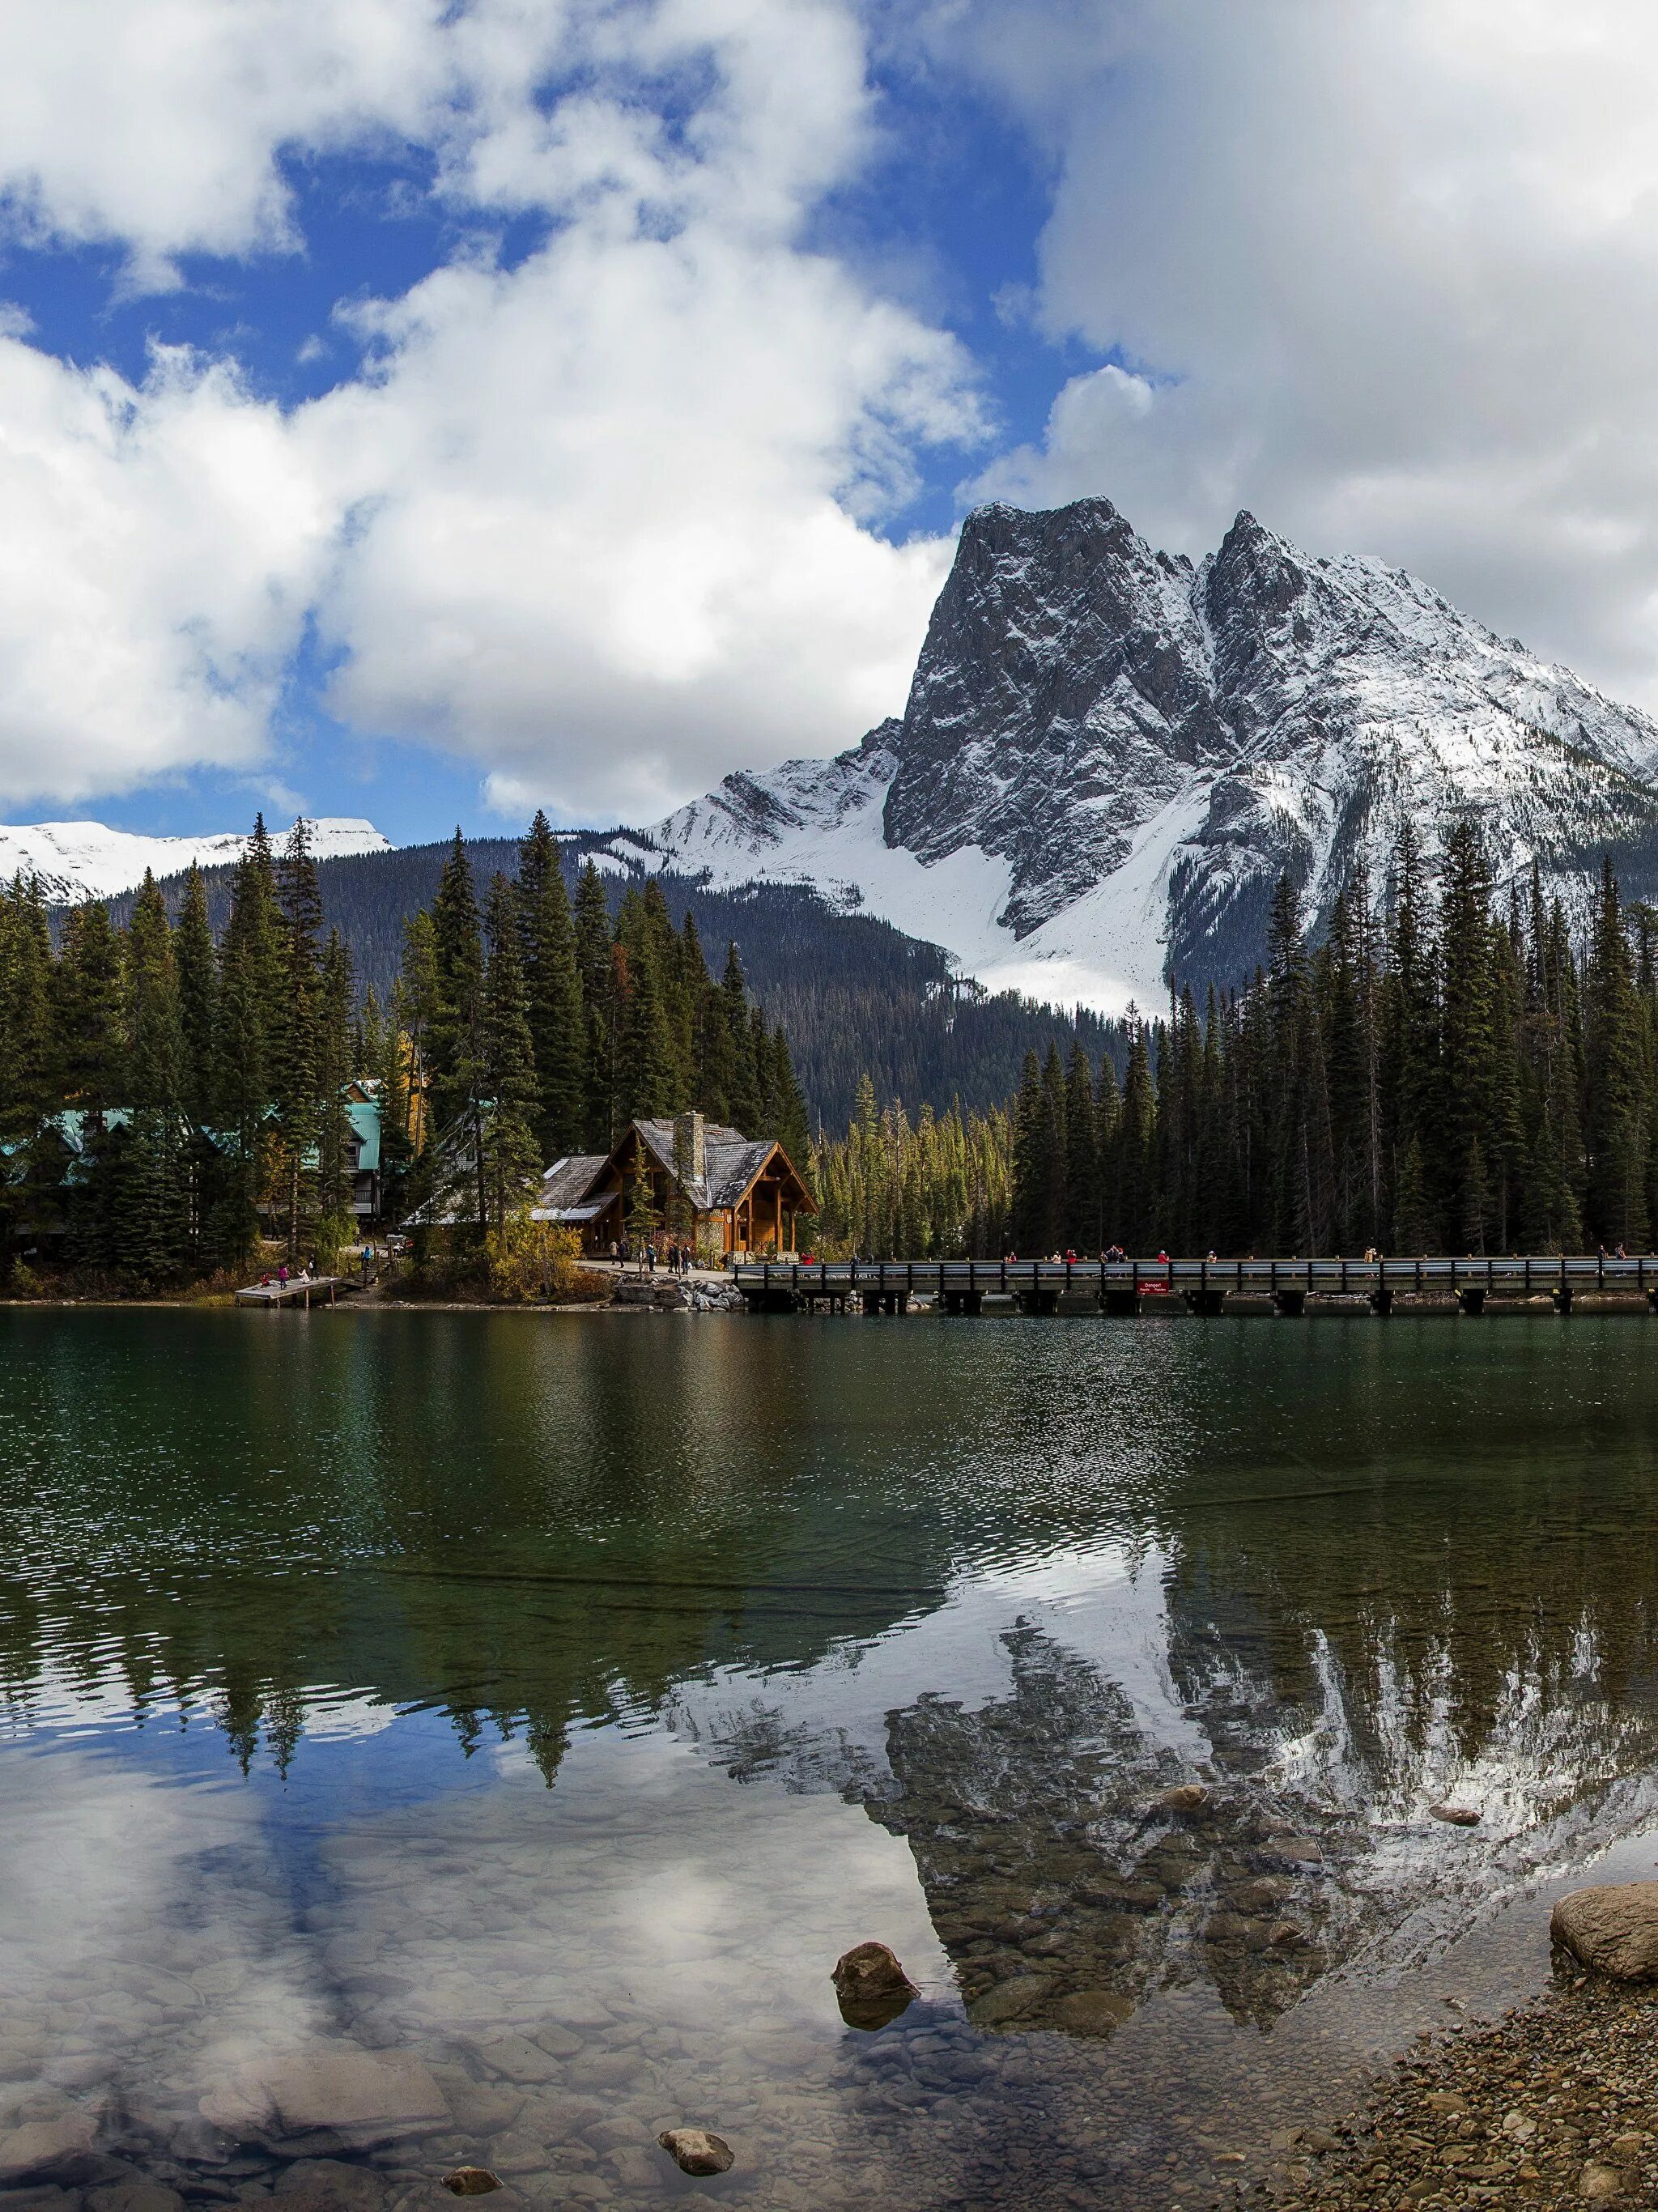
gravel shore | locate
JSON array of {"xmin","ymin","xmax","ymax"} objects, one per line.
[{"xmin": 1238, "ymin": 1976, "xmax": 1658, "ymax": 2210}]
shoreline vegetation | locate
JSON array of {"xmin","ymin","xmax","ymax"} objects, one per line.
[
  {"xmin": 0, "ymin": 810, "xmax": 810, "ymax": 1297},
  {"xmin": 12, "ymin": 809, "xmax": 1658, "ymax": 1296}
]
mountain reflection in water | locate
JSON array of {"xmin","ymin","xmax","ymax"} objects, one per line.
[{"xmin": 3, "ymin": 1308, "xmax": 1658, "ymax": 2207}]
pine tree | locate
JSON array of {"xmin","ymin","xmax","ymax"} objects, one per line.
[
  {"xmin": 480, "ymin": 873, "xmax": 542, "ymax": 1230},
  {"xmin": 1584, "ymin": 855, "xmax": 1650, "ymax": 1248},
  {"xmin": 208, "ymin": 822, "xmax": 282, "ymax": 1266},
  {"xmin": 121, "ymin": 874, "xmax": 189, "ymax": 1282},
  {"xmin": 174, "ymin": 865, "xmax": 218, "ymax": 1127},
  {"xmin": 1062, "ymin": 1040, "xmax": 1098, "ymax": 1251},
  {"xmin": 313, "ymin": 929, "xmax": 357, "ymax": 1258},
  {"xmin": 721, "ymin": 945, "xmax": 760, "ymax": 1134},
  {"xmin": 516, "ymin": 814, "xmax": 585, "ymax": 1160}
]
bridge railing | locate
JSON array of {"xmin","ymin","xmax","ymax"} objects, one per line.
[{"xmin": 727, "ymin": 1254, "xmax": 1656, "ymax": 1293}]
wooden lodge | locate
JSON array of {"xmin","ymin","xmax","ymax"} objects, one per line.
[{"xmin": 532, "ymin": 1112, "xmax": 815, "ymax": 1258}]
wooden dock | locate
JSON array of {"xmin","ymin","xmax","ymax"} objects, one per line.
[
  {"xmin": 235, "ymin": 1274, "xmax": 359, "ymax": 1309},
  {"xmin": 729, "ymin": 1254, "xmax": 1658, "ymax": 1317}
]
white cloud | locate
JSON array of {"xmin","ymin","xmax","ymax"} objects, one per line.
[
  {"xmin": 0, "ymin": 338, "xmax": 334, "ymax": 807},
  {"xmin": 0, "ymin": 0, "xmax": 461, "ymax": 287},
  {"xmin": 942, "ymin": 0, "xmax": 1658, "ymax": 706},
  {"xmin": 0, "ymin": 0, "xmax": 981, "ymax": 817}
]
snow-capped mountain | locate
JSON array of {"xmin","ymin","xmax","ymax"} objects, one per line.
[
  {"xmin": 617, "ymin": 498, "xmax": 1658, "ymax": 1012},
  {"xmin": 0, "ymin": 818, "xmax": 391, "ymax": 905}
]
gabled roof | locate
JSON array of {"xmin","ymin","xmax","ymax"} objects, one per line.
[
  {"xmin": 625, "ymin": 1118, "xmax": 814, "ymax": 1214},
  {"xmin": 346, "ymin": 1100, "xmax": 380, "ymax": 1172},
  {"xmin": 530, "ymin": 1153, "xmax": 610, "ymax": 1222}
]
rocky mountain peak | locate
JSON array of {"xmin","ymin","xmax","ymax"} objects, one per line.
[{"xmin": 638, "ymin": 496, "xmax": 1658, "ymax": 1015}]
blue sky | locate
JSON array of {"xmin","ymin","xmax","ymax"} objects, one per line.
[{"xmin": 3, "ymin": 2, "xmax": 1658, "ymax": 847}]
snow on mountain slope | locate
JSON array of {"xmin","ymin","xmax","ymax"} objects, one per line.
[
  {"xmin": 627, "ymin": 498, "xmax": 1658, "ymax": 1014},
  {"xmin": 0, "ymin": 818, "xmax": 391, "ymax": 905}
]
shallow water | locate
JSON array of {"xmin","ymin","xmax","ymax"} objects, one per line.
[{"xmin": 5, "ymin": 1308, "xmax": 1658, "ymax": 2209}]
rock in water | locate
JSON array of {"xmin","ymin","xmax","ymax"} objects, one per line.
[
  {"xmin": 0, "ymin": 2113, "xmax": 99, "ymax": 2184},
  {"xmin": 1552, "ymin": 1884, "xmax": 1658, "ymax": 1978},
  {"xmin": 831, "ymin": 1942, "xmax": 919, "ymax": 2030},
  {"xmin": 1050, "ymin": 1990, "xmax": 1134, "ymax": 2035},
  {"xmin": 657, "ymin": 2130, "xmax": 733, "ymax": 2176},
  {"xmin": 1157, "ymin": 1784, "xmax": 1210, "ymax": 1814},
  {"xmin": 1430, "ymin": 1803, "xmax": 1482, "ymax": 1826},
  {"xmin": 201, "ymin": 2046, "xmax": 449, "ymax": 2149},
  {"xmin": 441, "ymin": 2171, "xmax": 501, "ymax": 2197},
  {"xmin": 273, "ymin": 2163, "xmax": 389, "ymax": 2212}
]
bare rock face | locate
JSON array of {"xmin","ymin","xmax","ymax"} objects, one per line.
[
  {"xmin": 0, "ymin": 2112, "xmax": 99, "ymax": 2184},
  {"xmin": 1551, "ymin": 1884, "xmax": 1658, "ymax": 1978},
  {"xmin": 657, "ymin": 2129, "xmax": 733, "ymax": 2176},
  {"xmin": 831, "ymin": 1942, "xmax": 919, "ymax": 2030},
  {"xmin": 201, "ymin": 2047, "xmax": 449, "ymax": 2150}
]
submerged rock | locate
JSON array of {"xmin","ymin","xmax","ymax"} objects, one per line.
[
  {"xmin": 831, "ymin": 1942, "xmax": 918, "ymax": 2030},
  {"xmin": 0, "ymin": 2112, "xmax": 99, "ymax": 2184},
  {"xmin": 440, "ymin": 2169, "xmax": 501, "ymax": 2197},
  {"xmin": 202, "ymin": 2047, "xmax": 449, "ymax": 2150},
  {"xmin": 1049, "ymin": 1989, "xmax": 1134, "ymax": 2035},
  {"xmin": 1553, "ymin": 1885, "xmax": 1658, "ymax": 1979},
  {"xmin": 657, "ymin": 2129, "xmax": 733, "ymax": 2176},
  {"xmin": 272, "ymin": 2159, "xmax": 390, "ymax": 2212},
  {"xmin": 1157, "ymin": 1784, "xmax": 1210, "ymax": 1815}
]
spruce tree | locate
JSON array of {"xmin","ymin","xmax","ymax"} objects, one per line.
[
  {"xmin": 517, "ymin": 813, "xmax": 586, "ymax": 1160},
  {"xmin": 480, "ymin": 873, "xmax": 542, "ymax": 1231},
  {"xmin": 721, "ymin": 945, "xmax": 761, "ymax": 1134},
  {"xmin": 1062, "ymin": 1040, "xmax": 1098, "ymax": 1250}
]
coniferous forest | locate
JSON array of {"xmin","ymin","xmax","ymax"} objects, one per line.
[
  {"xmin": 0, "ymin": 813, "xmax": 806, "ymax": 1288},
  {"xmin": 13, "ymin": 807, "xmax": 1658, "ymax": 1282},
  {"xmin": 812, "ymin": 823, "xmax": 1658, "ymax": 1261}
]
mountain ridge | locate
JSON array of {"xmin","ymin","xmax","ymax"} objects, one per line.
[
  {"xmin": 0, "ymin": 816, "xmax": 390, "ymax": 904},
  {"xmin": 617, "ymin": 496, "xmax": 1658, "ymax": 1010}
]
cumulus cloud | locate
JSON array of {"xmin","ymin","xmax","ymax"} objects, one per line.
[
  {"xmin": 0, "ymin": 338, "xmax": 334, "ymax": 807},
  {"xmin": 0, "ymin": 0, "xmax": 980, "ymax": 817},
  {"xmin": 943, "ymin": 0, "xmax": 1658, "ymax": 707},
  {"xmin": 304, "ymin": 0, "xmax": 978, "ymax": 821}
]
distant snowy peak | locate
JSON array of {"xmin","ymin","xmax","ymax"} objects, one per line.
[
  {"xmin": 0, "ymin": 818, "xmax": 391, "ymax": 904},
  {"xmin": 632, "ymin": 496, "xmax": 1658, "ymax": 1015}
]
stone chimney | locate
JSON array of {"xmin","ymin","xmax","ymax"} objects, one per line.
[{"xmin": 674, "ymin": 1109, "xmax": 707, "ymax": 1188}]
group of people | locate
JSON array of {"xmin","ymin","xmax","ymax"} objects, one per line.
[
  {"xmin": 257, "ymin": 1258, "xmax": 319, "ymax": 1288},
  {"xmin": 606, "ymin": 1236, "xmax": 697, "ymax": 1277}
]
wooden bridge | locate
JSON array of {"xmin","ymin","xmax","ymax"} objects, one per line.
[{"xmin": 729, "ymin": 1255, "xmax": 1658, "ymax": 1317}]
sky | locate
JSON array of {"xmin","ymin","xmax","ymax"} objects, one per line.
[{"xmin": 4, "ymin": 0, "xmax": 1658, "ymax": 844}]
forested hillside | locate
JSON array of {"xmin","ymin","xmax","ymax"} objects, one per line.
[{"xmin": 98, "ymin": 837, "xmax": 1127, "ymax": 1126}]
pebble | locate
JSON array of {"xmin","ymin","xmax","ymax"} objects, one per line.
[{"xmin": 1256, "ymin": 1977, "xmax": 1658, "ymax": 2210}]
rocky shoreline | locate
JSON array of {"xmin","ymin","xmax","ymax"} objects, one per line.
[{"xmin": 1242, "ymin": 1976, "xmax": 1658, "ymax": 2210}]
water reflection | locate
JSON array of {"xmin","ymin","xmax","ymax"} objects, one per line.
[{"xmin": 5, "ymin": 1311, "xmax": 1658, "ymax": 2205}]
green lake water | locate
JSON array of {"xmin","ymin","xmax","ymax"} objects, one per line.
[{"xmin": 5, "ymin": 1308, "xmax": 1658, "ymax": 2210}]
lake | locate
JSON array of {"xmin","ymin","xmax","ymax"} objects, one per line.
[{"xmin": 4, "ymin": 1307, "xmax": 1658, "ymax": 2211}]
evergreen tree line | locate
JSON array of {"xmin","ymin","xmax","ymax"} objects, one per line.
[
  {"xmin": 102, "ymin": 841, "xmax": 1132, "ymax": 1129},
  {"xmin": 808, "ymin": 1076, "xmax": 1013, "ymax": 1257},
  {"xmin": 0, "ymin": 815, "xmax": 807, "ymax": 1286},
  {"xmin": 1008, "ymin": 825, "xmax": 1658, "ymax": 1257},
  {"xmin": 387, "ymin": 817, "xmax": 810, "ymax": 1234},
  {"xmin": 0, "ymin": 818, "xmax": 356, "ymax": 1286}
]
